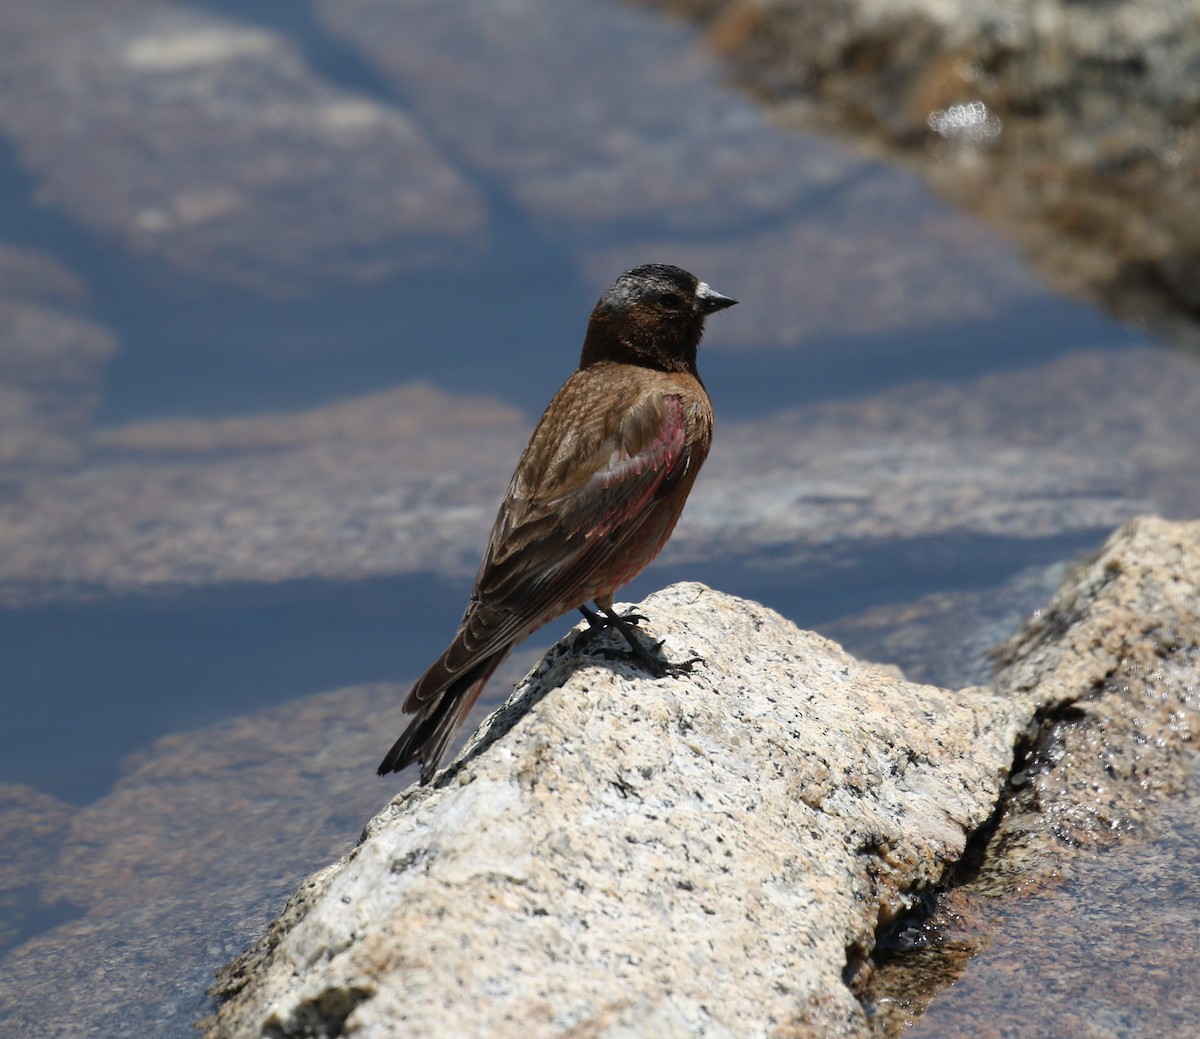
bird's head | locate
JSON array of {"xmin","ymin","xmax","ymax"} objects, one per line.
[{"xmin": 580, "ymin": 264, "xmax": 737, "ymax": 373}]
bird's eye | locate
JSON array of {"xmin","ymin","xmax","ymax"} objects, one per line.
[{"xmin": 658, "ymin": 291, "xmax": 682, "ymax": 308}]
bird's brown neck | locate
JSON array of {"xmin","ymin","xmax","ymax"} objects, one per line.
[{"xmin": 579, "ymin": 312, "xmax": 700, "ymax": 374}]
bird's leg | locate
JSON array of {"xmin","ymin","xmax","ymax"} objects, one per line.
[
  {"xmin": 582, "ymin": 600, "xmax": 703, "ymax": 679},
  {"xmin": 578, "ymin": 601, "xmax": 638, "ymax": 652},
  {"xmin": 579, "ymin": 601, "xmax": 647, "ymax": 628},
  {"xmin": 578, "ymin": 603, "xmax": 607, "ymax": 629}
]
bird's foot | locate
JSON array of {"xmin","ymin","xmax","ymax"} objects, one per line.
[
  {"xmin": 578, "ymin": 604, "xmax": 648, "ymax": 630},
  {"xmin": 578, "ymin": 602, "xmax": 703, "ymax": 678},
  {"xmin": 598, "ymin": 641, "xmax": 705, "ymax": 679}
]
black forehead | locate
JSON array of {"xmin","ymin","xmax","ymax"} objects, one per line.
[{"xmin": 600, "ymin": 264, "xmax": 699, "ymax": 308}]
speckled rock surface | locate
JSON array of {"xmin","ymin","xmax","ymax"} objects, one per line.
[
  {"xmin": 203, "ymin": 583, "xmax": 1027, "ymax": 1039},
  {"xmin": 201, "ymin": 519, "xmax": 1200, "ymax": 1038},
  {"xmin": 983, "ymin": 514, "xmax": 1200, "ymax": 876},
  {"xmin": 864, "ymin": 515, "xmax": 1200, "ymax": 1035}
]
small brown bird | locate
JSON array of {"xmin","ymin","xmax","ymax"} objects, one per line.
[{"xmin": 379, "ymin": 264, "xmax": 737, "ymax": 784}]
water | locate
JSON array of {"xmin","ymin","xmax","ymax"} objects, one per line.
[
  {"xmin": 0, "ymin": 575, "xmax": 460, "ymax": 804},
  {"xmin": 0, "ymin": 0, "xmax": 1195, "ymax": 1035}
]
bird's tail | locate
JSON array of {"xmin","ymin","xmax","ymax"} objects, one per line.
[{"xmin": 377, "ymin": 646, "xmax": 508, "ymax": 785}]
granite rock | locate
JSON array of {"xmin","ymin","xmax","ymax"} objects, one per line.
[
  {"xmin": 203, "ymin": 517, "xmax": 1200, "ymax": 1038},
  {"xmin": 863, "ymin": 515, "xmax": 1200, "ymax": 1033},
  {"xmin": 203, "ymin": 582, "xmax": 1028, "ymax": 1038},
  {"xmin": 986, "ymin": 514, "xmax": 1200, "ymax": 871}
]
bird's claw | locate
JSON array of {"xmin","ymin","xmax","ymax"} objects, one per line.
[
  {"xmin": 597, "ymin": 642, "xmax": 705, "ymax": 679},
  {"xmin": 576, "ymin": 602, "xmax": 702, "ymax": 678},
  {"xmin": 645, "ymin": 653, "xmax": 705, "ymax": 679}
]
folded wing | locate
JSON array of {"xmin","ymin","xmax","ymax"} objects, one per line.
[{"xmin": 403, "ymin": 386, "xmax": 695, "ymax": 714}]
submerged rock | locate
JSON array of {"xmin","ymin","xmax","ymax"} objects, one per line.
[
  {"xmin": 8, "ymin": 345, "xmax": 1198, "ymax": 608},
  {"xmin": 314, "ymin": 0, "xmax": 1046, "ymax": 349},
  {"xmin": 0, "ymin": 245, "xmax": 114, "ymax": 470},
  {"xmin": 0, "ymin": 3, "xmax": 486, "ymax": 291}
]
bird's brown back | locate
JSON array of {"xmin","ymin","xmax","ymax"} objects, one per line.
[{"xmin": 478, "ymin": 360, "xmax": 712, "ymax": 616}]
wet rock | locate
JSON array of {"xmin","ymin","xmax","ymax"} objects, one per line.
[
  {"xmin": 675, "ymin": 346, "xmax": 1198, "ymax": 568},
  {"xmin": 0, "ymin": 244, "xmax": 84, "ymax": 303},
  {"xmin": 317, "ymin": 0, "xmax": 827, "ymax": 236},
  {"xmin": 0, "ymin": 2, "xmax": 486, "ymax": 291},
  {"xmin": 575, "ymin": 190, "xmax": 1043, "ymax": 350},
  {"xmin": 988, "ymin": 515, "xmax": 1200, "ymax": 864},
  {"xmin": 0, "ymin": 383, "xmax": 527, "ymax": 605},
  {"xmin": 824, "ymin": 560, "xmax": 1070, "ymax": 690},
  {"xmin": 638, "ymin": 0, "xmax": 1200, "ymax": 350},
  {"xmin": 202, "ymin": 582, "xmax": 1028, "ymax": 1038},
  {"xmin": 900, "ymin": 766, "xmax": 1200, "ymax": 1039},
  {"xmin": 863, "ymin": 515, "xmax": 1200, "ymax": 1033},
  {"xmin": 0, "ymin": 784, "xmax": 75, "ymax": 955}
]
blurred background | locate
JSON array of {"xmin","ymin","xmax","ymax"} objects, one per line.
[{"xmin": 1, "ymin": 1, "xmax": 1197, "ymax": 1035}]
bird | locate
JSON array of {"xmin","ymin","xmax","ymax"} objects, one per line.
[{"xmin": 378, "ymin": 263, "xmax": 737, "ymax": 784}]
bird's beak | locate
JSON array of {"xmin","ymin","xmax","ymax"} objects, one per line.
[{"xmin": 696, "ymin": 282, "xmax": 738, "ymax": 313}]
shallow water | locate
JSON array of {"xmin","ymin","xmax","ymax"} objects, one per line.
[
  {"xmin": 891, "ymin": 755, "xmax": 1200, "ymax": 1039},
  {"xmin": 0, "ymin": 0, "xmax": 1197, "ymax": 1035}
]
